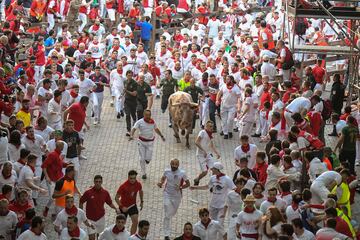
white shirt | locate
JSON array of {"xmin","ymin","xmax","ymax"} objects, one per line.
[
  {"xmin": 7, "ymin": 143, "xmax": 23, "ymax": 163},
  {"xmin": 99, "ymin": 224, "xmax": 130, "ymax": 240},
  {"xmin": 219, "ymin": 84, "xmax": 241, "ymax": 108},
  {"xmin": 22, "ymin": 134, "xmax": 46, "ymax": 164},
  {"xmin": 163, "ymin": 168, "xmax": 188, "ymax": 198},
  {"xmin": 129, "ymin": 233, "xmax": 149, "ymax": 240},
  {"xmin": 234, "ymin": 144, "xmax": 257, "ymax": 169},
  {"xmin": 226, "ymin": 190, "xmax": 243, "ymax": 218},
  {"xmin": 88, "ymin": 42, "xmax": 105, "ymax": 59},
  {"xmin": 208, "ymin": 175, "xmax": 236, "ymax": 208},
  {"xmin": 261, "ymin": 62, "xmax": 277, "ymax": 80},
  {"xmin": 196, "ymin": 130, "xmax": 212, "ymax": 156},
  {"xmin": 47, "ymin": 99, "xmax": 62, "ymax": 125},
  {"xmin": 0, "ymin": 136, "xmax": 7, "ymax": 164},
  {"xmin": 286, "ymin": 97, "xmax": 311, "ymax": 114},
  {"xmin": 54, "ymin": 208, "xmax": 87, "ymax": 229},
  {"xmin": 293, "ymin": 229, "xmax": 315, "ymax": 240},
  {"xmin": 0, "ymin": 210, "xmax": 18, "ymax": 240},
  {"xmin": 312, "ymin": 171, "xmax": 342, "ymax": 188},
  {"xmin": 17, "ymin": 229, "xmax": 47, "ymax": 240},
  {"xmin": 336, "ymin": 120, "xmax": 347, "ymax": 135},
  {"xmin": 60, "ymin": 227, "xmax": 87, "ymax": 240},
  {"xmin": 77, "ymin": 78, "xmax": 96, "ymax": 98},
  {"xmin": 17, "ymin": 165, "xmax": 35, "ymax": 195},
  {"xmin": 286, "ymin": 205, "xmax": 301, "ymax": 223},
  {"xmin": 193, "ymin": 220, "xmax": 224, "ymax": 240},
  {"xmin": 110, "ymin": 69, "xmax": 125, "ymax": 90},
  {"xmin": 34, "ymin": 126, "xmax": 54, "ymax": 143},
  {"xmin": 309, "ymin": 157, "xmax": 327, "ymax": 182},
  {"xmin": 132, "ymin": 118, "xmax": 157, "ymax": 141},
  {"xmin": 46, "ymin": 139, "xmax": 68, "ymax": 157},
  {"xmin": 0, "ymin": 169, "xmax": 17, "ymax": 200},
  {"xmin": 260, "ymin": 198, "xmax": 287, "ymax": 213},
  {"xmin": 236, "ymin": 209, "xmax": 262, "ymax": 235},
  {"xmin": 240, "ymin": 97, "xmax": 256, "ymax": 123},
  {"xmin": 13, "ymin": 161, "xmax": 25, "ymax": 176},
  {"xmin": 207, "ymin": 19, "xmax": 221, "ymax": 38}
]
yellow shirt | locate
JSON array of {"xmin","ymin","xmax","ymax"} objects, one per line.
[{"xmin": 16, "ymin": 110, "xmax": 31, "ymax": 127}]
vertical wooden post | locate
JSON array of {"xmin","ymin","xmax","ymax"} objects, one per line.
[{"xmin": 150, "ymin": 10, "xmax": 156, "ymax": 54}]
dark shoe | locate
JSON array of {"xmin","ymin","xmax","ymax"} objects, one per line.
[
  {"xmin": 234, "ymin": 128, "xmax": 238, "ymax": 132},
  {"xmin": 43, "ymin": 207, "xmax": 49, "ymax": 217},
  {"xmin": 156, "ymin": 95, "xmax": 160, "ymax": 99},
  {"xmin": 165, "ymin": 237, "xmax": 170, "ymax": 240},
  {"xmin": 213, "ymin": 128, "xmax": 217, "ymax": 133},
  {"xmin": 220, "ymin": 131, "xmax": 224, "ymax": 136},
  {"xmin": 126, "ymin": 132, "xmax": 130, "ymax": 137},
  {"xmin": 117, "ymin": 112, "xmax": 121, "ymax": 119},
  {"xmin": 91, "ymin": 111, "xmax": 94, "ymax": 117},
  {"xmin": 33, "ymin": 198, "xmax": 37, "ymax": 206},
  {"xmin": 328, "ymin": 133, "xmax": 337, "ymax": 137},
  {"xmin": 120, "ymin": 111, "xmax": 124, "ymax": 117},
  {"xmin": 224, "ymin": 134, "xmax": 229, "ymax": 139},
  {"xmin": 251, "ymin": 133, "xmax": 261, "ymax": 137},
  {"xmin": 200, "ymin": 124, "xmax": 204, "ymax": 129},
  {"xmin": 145, "ymin": 160, "xmax": 150, "ymax": 164},
  {"xmin": 194, "ymin": 178, "xmax": 200, "ymax": 186},
  {"xmin": 142, "ymin": 174, "xmax": 147, "ymax": 179},
  {"xmin": 229, "ymin": 132, "xmax": 233, "ymax": 138},
  {"xmin": 168, "ymin": 123, "xmax": 172, "ymax": 128}
]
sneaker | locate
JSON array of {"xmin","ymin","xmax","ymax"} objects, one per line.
[
  {"xmin": 229, "ymin": 132, "xmax": 233, "ymax": 138},
  {"xmin": 94, "ymin": 120, "xmax": 98, "ymax": 126},
  {"xmin": 233, "ymin": 128, "xmax": 239, "ymax": 132},
  {"xmin": 220, "ymin": 131, "xmax": 224, "ymax": 136},
  {"xmin": 110, "ymin": 100, "xmax": 114, "ymax": 107},
  {"xmin": 142, "ymin": 174, "xmax": 147, "ymax": 179},
  {"xmin": 168, "ymin": 123, "xmax": 172, "ymax": 128},
  {"xmin": 145, "ymin": 160, "xmax": 150, "ymax": 164},
  {"xmin": 251, "ymin": 133, "xmax": 261, "ymax": 138},
  {"xmin": 91, "ymin": 111, "xmax": 94, "ymax": 118},
  {"xmin": 126, "ymin": 132, "xmax": 131, "ymax": 137},
  {"xmin": 117, "ymin": 112, "xmax": 121, "ymax": 119},
  {"xmin": 120, "ymin": 111, "xmax": 124, "ymax": 117},
  {"xmin": 79, "ymin": 155, "xmax": 87, "ymax": 160},
  {"xmin": 43, "ymin": 207, "xmax": 49, "ymax": 217},
  {"xmin": 156, "ymin": 95, "xmax": 160, "ymax": 99},
  {"xmin": 165, "ymin": 237, "xmax": 170, "ymax": 240},
  {"xmin": 213, "ymin": 128, "xmax": 217, "ymax": 133},
  {"xmin": 194, "ymin": 178, "xmax": 200, "ymax": 186},
  {"xmin": 224, "ymin": 134, "xmax": 229, "ymax": 139}
]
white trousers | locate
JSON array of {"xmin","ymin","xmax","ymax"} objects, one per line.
[
  {"xmin": 99, "ymin": 0, "xmax": 106, "ymax": 17},
  {"xmin": 281, "ymin": 69, "xmax": 291, "ymax": 82},
  {"xmin": 34, "ymin": 65, "xmax": 45, "ymax": 84},
  {"xmin": 94, "ymin": 92, "xmax": 104, "ymax": 121},
  {"xmin": 163, "ymin": 196, "xmax": 181, "ymax": 237},
  {"xmin": 45, "ymin": 181, "xmax": 56, "ymax": 208},
  {"xmin": 238, "ymin": 120, "xmax": 253, "ymax": 138},
  {"xmin": 113, "ymin": 87, "xmax": 124, "ymax": 113},
  {"xmin": 258, "ymin": 112, "xmax": 269, "ymax": 137},
  {"xmin": 284, "ymin": 111, "xmax": 294, "ymax": 130},
  {"xmin": 200, "ymin": 98, "xmax": 209, "ymax": 126},
  {"xmin": 47, "ymin": 13, "xmax": 55, "ymax": 31},
  {"xmin": 49, "ymin": 120, "xmax": 63, "ymax": 131},
  {"xmin": 107, "ymin": 8, "xmax": 115, "ymax": 21},
  {"xmin": 144, "ymin": 7, "xmax": 153, "ymax": 17},
  {"xmin": 78, "ymin": 13, "xmax": 87, "ymax": 32},
  {"xmin": 310, "ymin": 182, "xmax": 329, "ymax": 204},
  {"xmin": 0, "ymin": 4, "xmax": 5, "ymax": 21},
  {"xmin": 227, "ymin": 215, "xmax": 239, "ymax": 240},
  {"xmin": 220, "ymin": 107, "xmax": 236, "ymax": 135},
  {"xmin": 60, "ymin": 0, "xmax": 66, "ymax": 21},
  {"xmin": 138, "ymin": 140, "xmax": 154, "ymax": 175},
  {"xmin": 209, "ymin": 206, "xmax": 225, "ymax": 225}
]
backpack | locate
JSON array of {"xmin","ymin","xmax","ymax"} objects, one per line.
[
  {"xmin": 321, "ymin": 99, "xmax": 332, "ymax": 121},
  {"xmin": 295, "ymin": 18, "xmax": 308, "ymax": 36},
  {"xmin": 282, "ymin": 47, "xmax": 294, "ymax": 70},
  {"xmin": 299, "ymin": 131, "xmax": 325, "ymax": 150}
]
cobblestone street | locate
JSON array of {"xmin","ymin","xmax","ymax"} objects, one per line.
[{"xmin": 38, "ymin": 90, "xmax": 360, "ymax": 239}]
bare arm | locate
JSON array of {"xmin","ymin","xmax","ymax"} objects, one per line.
[
  {"xmin": 155, "ymin": 128, "xmax": 165, "ymax": 141},
  {"xmin": 210, "ymin": 140, "xmax": 220, "ymax": 158},
  {"xmin": 334, "ymin": 134, "xmax": 344, "ymax": 152}
]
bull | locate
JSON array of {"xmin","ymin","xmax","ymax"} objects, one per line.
[{"xmin": 168, "ymin": 92, "xmax": 198, "ymax": 148}]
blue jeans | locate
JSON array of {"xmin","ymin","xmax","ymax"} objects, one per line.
[{"xmin": 142, "ymin": 39, "xmax": 150, "ymax": 53}]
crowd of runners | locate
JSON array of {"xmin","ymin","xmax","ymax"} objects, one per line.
[{"xmin": 0, "ymin": 0, "xmax": 359, "ymax": 239}]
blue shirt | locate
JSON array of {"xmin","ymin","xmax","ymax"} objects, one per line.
[
  {"xmin": 44, "ymin": 37, "xmax": 55, "ymax": 56},
  {"xmin": 136, "ymin": 21, "xmax": 153, "ymax": 41}
]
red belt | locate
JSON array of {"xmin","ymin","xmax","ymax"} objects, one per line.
[
  {"xmin": 139, "ymin": 136, "xmax": 155, "ymax": 142},
  {"xmin": 285, "ymin": 109, "xmax": 292, "ymax": 113},
  {"xmin": 242, "ymin": 233, "xmax": 259, "ymax": 239}
]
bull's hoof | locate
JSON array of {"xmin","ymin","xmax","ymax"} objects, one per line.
[{"xmin": 181, "ymin": 129, "xmax": 185, "ymax": 135}]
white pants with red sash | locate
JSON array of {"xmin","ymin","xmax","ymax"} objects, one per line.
[{"xmin": 137, "ymin": 138, "xmax": 154, "ymax": 175}]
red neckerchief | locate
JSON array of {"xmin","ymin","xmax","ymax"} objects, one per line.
[
  {"xmin": 280, "ymin": 191, "xmax": 291, "ymax": 197},
  {"xmin": 253, "ymin": 193, "xmax": 264, "ymax": 199},
  {"xmin": 226, "ymin": 82, "xmax": 234, "ymax": 90},
  {"xmin": 270, "ymin": 120, "xmax": 280, "ymax": 128},
  {"xmin": 291, "ymin": 202, "xmax": 299, "ymax": 211},
  {"xmin": 92, "ymin": 24, "xmax": 100, "ymax": 31},
  {"xmin": 125, "ymin": 42, "xmax": 130, "ymax": 46},
  {"xmin": 230, "ymin": 52, "xmax": 237, "ymax": 58},
  {"xmin": 184, "ymin": 77, "xmax": 190, "ymax": 83},
  {"xmin": 117, "ymin": 69, "xmax": 123, "ymax": 75},
  {"xmin": 31, "ymin": 229, "xmax": 42, "ymax": 236},
  {"xmin": 68, "ymin": 226, "xmax": 80, "ymax": 237},
  {"xmin": 27, "ymin": 164, "xmax": 35, "ymax": 173},
  {"xmin": 182, "ymin": 53, "xmax": 188, "ymax": 58},
  {"xmin": 20, "ymin": 108, "xmax": 30, "ymax": 113},
  {"xmin": 191, "ymin": 50, "xmax": 198, "ymax": 54},
  {"xmin": 201, "ymin": 219, "xmax": 211, "ymax": 229},
  {"xmin": 17, "ymin": 159, "xmax": 26, "ymax": 165},
  {"xmin": 243, "ymin": 206, "xmax": 255, "ymax": 213},
  {"xmin": 160, "ymin": 51, "xmax": 166, "ymax": 57},
  {"xmin": 144, "ymin": 118, "xmax": 155, "ymax": 124},
  {"xmin": 242, "ymin": 75, "xmax": 249, "ymax": 80},
  {"xmin": 65, "ymin": 205, "xmax": 78, "ymax": 216},
  {"xmin": 267, "ymin": 197, "xmax": 277, "ymax": 203},
  {"xmin": 2, "ymin": 171, "xmax": 11, "ymax": 180},
  {"xmin": 70, "ymin": 89, "xmax": 78, "ymax": 98},
  {"xmin": 26, "ymin": 135, "xmax": 35, "ymax": 143},
  {"xmin": 205, "ymin": 130, "xmax": 213, "ymax": 139},
  {"xmin": 216, "ymin": 173, "xmax": 225, "ymax": 180},
  {"xmin": 113, "ymin": 45, "xmax": 120, "ymax": 51},
  {"xmin": 112, "ymin": 225, "xmax": 125, "ymax": 234},
  {"xmin": 202, "ymin": 78, "xmax": 208, "ymax": 87},
  {"xmin": 241, "ymin": 144, "xmax": 250, "ymax": 153}
]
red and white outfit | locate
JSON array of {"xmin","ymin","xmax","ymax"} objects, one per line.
[
  {"xmin": 237, "ymin": 96, "xmax": 256, "ymax": 138},
  {"xmin": 29, "ymin": 45, "xmax": 45, "ymax": 84},
  {"xmin": 106, "ymin": 0, "xmax": 115, "ymax": 21},
  {"xmin": 78, "ymin": 0, "xmax": 89, "ymax": 32},
  {"xmin": 193, "ymin": 219, "xmax": 225, "ymax": 240},
  {"xmin": 110, "ymin": 68, "xmax": 125, "ymax": 114},
  {"xmin": 99, "ymin": 224, "xmax": 131, "ymax": 239},
  {"xmin": 196, "ymin": 130, "xmax": 215, "ymax": 172},
  {"xmin": 47, "ymin": 0, "xmax": 58, "ymax": 31},
  {"xmin": 161, "ymin": 168, "xmax": 188, "ymax": 237},
  {"xmin": 219, "ymin": 84, "xmax": 241, "ymax": 135},
  {"xmin": 236, "ymin": 207, "xmax": 262, "ymax": 240},
  {"xmin": 284, "ymin": 97, "xmax": 311, "ymax": 129},
  {"xmin": 226, "ymin": 190, "xmax": 243, "ymax": 240},
  {"xmin": 0, "ymin": 210, "xmax": 18, "ymax": 240},
  {"xmin": 234, "ymin": 143, "xmax": 258, "ymax": 169},
  {"xmin": 60, "ymin": 227, "xmax": 87, "ymax": 239},
  {"xmin": 54, "ymin": 207, "xmax": 87, "ymax": 231},
  {"xmin": 132, "ymin": 118, "xmax": 158, "ymax": 176},
  {"xmin": 259, "ymin": 197, "xmax": 287, "ymax": 214},
  {"xmin": 17, "ymin": 229, "xmax": 47, "ymax": 239}
]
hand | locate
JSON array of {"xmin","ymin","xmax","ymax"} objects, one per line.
[
  {"xmin": 86, "ymin": 125, "xmax": 90, "ymax": 130},
  {"xmin": 236, "ymin": 231, "xmax": 241, "ymax": 238},
  {"xmin": 216, "ymin": 100, "xmax": 220, "ymax": 106},
  {"xmin": 45, "ymin": 176, "xmax": 51, "ymax": 183},
  {"xmin": 121, "ymin": 207, "xmax": 128, "ymax": 213},
  {"xmin": 216, "ymin": 153, "xmax": 221, "ymax": 159},
  {"xmin": 39, "ymin": 188, "xmax": 47, "ymax": 194},
  {"xmin": 157, "ymin": 182, "xmax": 163, "ymax": 188},
  {"xmin": 140, "ymin": 201, "xmax": 143, "ymax": 210}
]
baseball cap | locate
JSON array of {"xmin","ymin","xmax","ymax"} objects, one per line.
[{"xmin": 212, "ymin": 162, "xmax": 224, "ymax": 171}]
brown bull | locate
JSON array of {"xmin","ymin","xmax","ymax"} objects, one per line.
[{"xmin": 168, "ymin": 92, "xmax": 198, "ymax": 148}]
